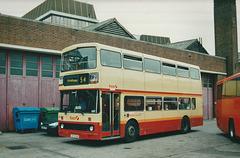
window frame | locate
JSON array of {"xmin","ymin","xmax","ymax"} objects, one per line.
[
  {"xmin": 190, "ymin": 67, "xmax": 200, "ymax": 80},
  {"xmin": 10, "ymin": 53, "xmax": 23, "ymax": 76},
  {"xmin": 123, "ymin": 54, "xmax": 143, "ymax": 71},
  {"xmin": 42, "ymin": 56, "xmax": 53, "ymax": 78},
  {"xmin": 146, "ymin": 96, "xmax": 162, "ymax": 111},
  {"xmin": 177, "ymin": 65, "xmax": 189, "ymax": 78},
  {"xmin": 178, "ymin": 97, "xmax": 191, "ymax": 110},
  {"xmin": 26, "ymin": 55, "xmax": 38, "ymax": 77},
  {"xmin": 163, "ymin": 97, "xmax": 178, "ymax": 110},
  {"xmin": 192, "ymin": 98, "xmax": 196, "ymax": 110},
  {"xmin": 100, "ymin": 49, "xmax": 122, "ymax": 68},
  {"xmin": 162, "ymin": 63, "xmax": 176, "ymax": 76},
  {"xmin": 56, "ymin": 58, "xmax": 61, "ymax": 78},
  {"xmin": 0, "ymin": 52, "xmax": 6, "ymax": 74},
  {"xmin": 144, "ymin": 58, "xmax": 161, "ymax": 74},
  {"xmin": 124, "ymin": 96, "xmax": 144, "ymax": 111}
]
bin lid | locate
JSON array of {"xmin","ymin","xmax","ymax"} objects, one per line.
[
  {"xmin": 40, "ymin": 107, "xmax": 60, "ymax": 113},
  {"xmin": 12, "ymin": 107, "xmax": 40, "ymax": 113}
]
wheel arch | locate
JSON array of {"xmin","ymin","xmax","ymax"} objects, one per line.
[{"xmin": 124, "ymin": 118, "xmax": 140, "ymax": 136}]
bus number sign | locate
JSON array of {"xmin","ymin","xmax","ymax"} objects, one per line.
[{"xmin": 63, "ymin": 74, "xmax": 89, "ymax": 86}]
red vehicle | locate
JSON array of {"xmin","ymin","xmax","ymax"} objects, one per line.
[{"xmin": 216, "ymin": 73, "xmax": 240, "ymax": 141}]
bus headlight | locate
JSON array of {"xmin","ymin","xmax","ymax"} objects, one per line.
[
  {"xmin": 60, "ymin": 124, "xmax": 64, "ymax": 129},
  {"xmin": 89, "ymin": 126, "xmax": 94, "ymax": 131},
  {"xmin": 89, "ymin": 73, "xmax": 99, "ymax": 84}
]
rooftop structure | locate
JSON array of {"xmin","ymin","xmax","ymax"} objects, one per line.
[{"xmin": 22, "ymin": 0, "xmax": 98, "ymax": 29}]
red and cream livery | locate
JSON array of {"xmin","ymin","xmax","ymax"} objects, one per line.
[{"xmin": 58, "ymin": 43, "xmax": 203, "ymax": 142}]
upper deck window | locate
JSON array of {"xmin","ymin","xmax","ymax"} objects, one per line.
[
  {"xmin": 100, "ymin": 49, "xmax": 121, "ymax": 68},
  {"xmin": 190, "ymin": 67, "xmax": 200, "ymax": 80},
  {"xmin": 144, "ymin": 58, "xmax": 161, "ymax": 74},
  {"xmin": 123, "ymin": 54, "xmax": 143, "ymax": 71},
  {"xmin": 177, "ymin": 66, "xmax": 189, "ymax": 78},
  {"xmin": 162, "ymin": 63, "xmax": 176, "ymax": 76},
  {"xmin": 61, "ymin": 47, "xmax": 97, "ymax": 72}
]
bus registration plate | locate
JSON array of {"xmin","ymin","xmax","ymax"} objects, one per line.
[{"xmin": 70, "ymin": 134, "xmax": 79, "ymax": 139}]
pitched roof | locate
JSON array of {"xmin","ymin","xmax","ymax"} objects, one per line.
[
  {"xmin": 83, "ymin": 18, "xmax": 136, "ymax": 39},
  {"xmin": 167, "ymin": 39, "xmax": 209, "ymax": 54},
  {"xmin": 22, "ymin": 0, "xmax": 97, "ymax": 20},
  {"xmin": 140, "ymin": 34, "xmax": 171, "ymax": 45}
]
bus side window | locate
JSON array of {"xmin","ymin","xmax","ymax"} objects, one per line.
[
  {"xmin": 146, "ymin": 97, "xmax": 162, "ymax": 111},
  {"xmin": 124, "ymin": 96, "xmax": 144, "ymax": 111},
  {"xmin": 192, "ymin": 98, "xmax": 196, "ymax": 110},
  {"xmin": 179, "ymin": 97, "xmax": 191, "ymax": 110},
  {"xmin": 163, "ymin": 97, "xmax": 177, "ymax": 110}
]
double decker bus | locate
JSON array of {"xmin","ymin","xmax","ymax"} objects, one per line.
[
  {"xmin": 216, "ymin": 73, "xmax": 240, "ymax": 142},
  {"xmin": 58, "ymin": 43, "xmax": 203, "ymax": 142}
]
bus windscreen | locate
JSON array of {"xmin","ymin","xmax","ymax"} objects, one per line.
[
  {"xmin": 60, "ymin": 90, "xmax": 100, "ymax": 114},
  {"xmin": 61, "ymin": 47, "xmax": 97, "ymax": 72}
]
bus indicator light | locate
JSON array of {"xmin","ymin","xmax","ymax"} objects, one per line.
[
  {"xmin": 59, "ymin": 77, "xmax": 63, "ymax": 86},
  {"xmin": 88, "ymin": 117, "xmax": 92, "ymax": 121}
]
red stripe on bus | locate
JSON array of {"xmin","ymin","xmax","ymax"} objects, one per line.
[{"xmin": 59, "ymin": 88, "xmax": 202, "ymax": 97}]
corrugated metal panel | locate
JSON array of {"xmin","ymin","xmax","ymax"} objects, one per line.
[
  {"xmin": 140, "ymin": 35, "xmax": 171, "ymax": 45},
  {"xmin": 22, "ymin": 0, "xmax": 97, "ymax": 20}
]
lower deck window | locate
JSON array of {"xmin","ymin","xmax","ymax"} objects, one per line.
[
  {"xmin": 146, "ymin": 97, "xmax": 162, "ymax": 111},
  {"xmin": 124, "ymin": 96, "xmax": 144, "ymax": 111},
  {"xmin": 179, "ymin": 97, "xmax": 191, "ymax": 110},
  {"xmin": 163, "ymin": 97, "xmax": 177, "ymax": 110},
  {"xmin": 192, "ymin": 98, "xmax": 196, "ymax": 110}
]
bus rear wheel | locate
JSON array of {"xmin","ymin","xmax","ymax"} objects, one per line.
[
  {"xmin": 180, "ymin": 117, "xmax": 191, "ymax": 134},
  {"xmin": 229, "ymin": 119, "xmax": 237, "ymax": 142},
  {"xmin": 124, "ymin": 121, "xmax": 138, "ymax": 143}
]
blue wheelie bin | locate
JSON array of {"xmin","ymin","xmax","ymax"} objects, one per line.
[{"xmin": 12, "ymin": 107, "xmax": 40, "ymax": 133}]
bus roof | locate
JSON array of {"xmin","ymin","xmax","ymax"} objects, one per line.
[
  {"xmin": 217, "ymin": 72, "xmax": 240, "ymax": 85},
  {"xmin": 61, "ymin": 42, "xmax": 200, "ymax": 69}
]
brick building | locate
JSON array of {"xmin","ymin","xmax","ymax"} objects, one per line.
[
  {"xmin": 0, "ymin": 0, "xmax": 237, "ymax": 131},
  {"xmin": 214, "ymin": 0, "xmax": 239, "ymax": 76}
]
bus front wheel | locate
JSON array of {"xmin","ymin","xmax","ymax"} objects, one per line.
[
  {"xmin": 124, "ymin": 120, "xmax": 138, "ymax": 143},
  {"xmin": 229, "ymin": 119, "xmax": 237, "ymax": 142}
]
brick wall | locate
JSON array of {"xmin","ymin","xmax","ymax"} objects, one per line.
[
  {"xmin": 214, "ymin": 0, "xmax": 238, "ymax": 76},
  {"xmin": 0, "ymin": 14, "xmax": 226, "ymax": 73}
]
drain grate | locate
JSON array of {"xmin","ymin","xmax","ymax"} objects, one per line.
[{"xmin": 6, "ymin": 145, "xmax": 28, "ymax": 150}]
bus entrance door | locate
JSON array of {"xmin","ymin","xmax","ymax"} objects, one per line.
[{"xmin": 102, "ymin": 92, "xmax": 120, "ymax": 138}]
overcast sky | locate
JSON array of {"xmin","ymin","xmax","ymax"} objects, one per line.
[{"xmin": 0, "ymin": 0, "xmax": 240, "ymax": 56}]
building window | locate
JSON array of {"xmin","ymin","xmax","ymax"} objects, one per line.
[
  {"xmin": 208, "ymin": 78, "xmax": 213, "ymax": 88},
  {"xmin": 26, "ymin": 55, "xmax": 38, "ymax": 76},
  {"xmin": 56, "ymin": 58, "xmax": 60, "ymax": 78},
  {"xmin": 203, "ymin": 75, "xmax": 208, "ymax": 87},
  {"xmin": 42, "ymin": 57, "xmax": 53, "ymax": 77},
  {"xmin": 0, "ymin": 52, "xmax": 6, "ymax": 74},
  {"xmin": 10, "ymin": 54, "xmax": 23, "ymax": 75}
]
